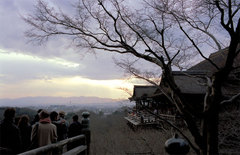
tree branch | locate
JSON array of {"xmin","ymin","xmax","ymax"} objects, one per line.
[
  {"xmin": 221, "ymin": 92, "xmax": 240, "ymax": 105},
  {"xmin": 143, "ymin": 107, "xmax": 200, "ymax": 154}
]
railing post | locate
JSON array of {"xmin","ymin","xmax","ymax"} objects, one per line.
[{"xmin": 81, "ymin": 111, "xmax": 90, "ymax": 155}]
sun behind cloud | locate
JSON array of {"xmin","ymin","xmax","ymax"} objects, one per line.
[
  {"xmin": 0, "ymin": 76, "xmax": 133, "ymax": 99},
  {"xmin": 0, "ymin": 49, "xmax": 134, "ymax": 99}
]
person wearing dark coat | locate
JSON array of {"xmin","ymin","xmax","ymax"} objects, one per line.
[
  {"xmin": 68, "ymin": 115, "xmax": 82, "ymax": 138},
  {"xmin": 0, "ymin": 108, "xmax": 22, "ymax": 154},
  {"xmin": 50, "ymin": 111, "xmax": 61, "ymax": 140},
  {"xmin": 50, "ymin": 111, "xmax": 68, "ymax": 141},
  {"xmin": 67, "ymin": 115, "xmax": 82, "ymax": 150},
  {"xmin": 57, "ymin": 111, "xmax": 68, "ymax": 141},
  {"xmin": 18, "ymin": 115, "xmax": 32, "ymax": 152}
]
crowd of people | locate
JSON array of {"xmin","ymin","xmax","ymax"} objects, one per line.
[{"xmin": 0, "ymin": 108, "xmax": 83, "ymax": 154}]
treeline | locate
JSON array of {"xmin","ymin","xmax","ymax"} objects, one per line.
[{"xmin": 0, "ymin": 107, "xmax": 36, "ymax": 121}]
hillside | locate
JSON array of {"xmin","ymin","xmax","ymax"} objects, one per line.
[{"xmin": 0, "ymin": 96, "xmax": 128, "ymax": 107}]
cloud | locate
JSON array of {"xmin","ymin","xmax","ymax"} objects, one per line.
[
  {"xmin": 0, "ymin": 49, "xmax": 134, "ymax": 99},
  {"xmin": 0, "ymin": 0, "xmax": 126, "ymax": 81},
  {"xmin": 0, "ymin": 49, "xmax": 83, "ymax": 83},
  {"xmin": 0, "ymin": 75, "xmax": 132, "ymax": 99},
  {"xmin": 0, "ymin": 0, "xmax": 144, "ymax": 99}
]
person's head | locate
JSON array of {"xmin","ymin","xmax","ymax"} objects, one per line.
[
  {"xmin": 39, "ymin": 110, "xmax": 49, "ymax": 119},
  {"xmin": 50, "ymin": 111, "xmax": 58, "ymax": 121},
  {"xmin": 72, "ymin": 115, "xmax": 78, "ymax": 122},
  {"xmin": 4, "ymin": 108, "xmax": 16, "ymax": 120},
  {"xmin": 18, "ymin": 115, "xmax": 29, "ymax": 126},
  {"xmin": 59, "ymin": 111, "xmax": 65, "ymax": 118}
]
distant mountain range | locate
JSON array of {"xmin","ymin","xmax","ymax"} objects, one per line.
[{"xmin": 0, "ymin": 96, "xmax": 130, "ymax": 107}]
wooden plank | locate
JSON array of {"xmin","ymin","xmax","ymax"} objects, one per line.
[{"xmin": 124, "ymin": 117, "xmax": 140, "ymax": 126}]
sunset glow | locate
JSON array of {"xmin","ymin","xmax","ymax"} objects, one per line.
[{"xmin": 0, "ymin": 49, "xmax": 134, "ymax": 99}]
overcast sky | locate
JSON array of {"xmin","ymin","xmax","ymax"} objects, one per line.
[
  {"xmin": 0, "ymin": 0, "xmax": 146, "ymax": 99},
  {"xmin": 0, "ymin": 0, "xmax": 227, "ymax": 100}
]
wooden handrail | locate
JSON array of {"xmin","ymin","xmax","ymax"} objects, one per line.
[{"xmin": 18, "ymin": 135, "xmax": 86, "ymax": 155}]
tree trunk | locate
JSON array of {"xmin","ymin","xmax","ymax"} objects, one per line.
[
  {"xmin": 162, "ymin": 67, "xmax": 203, "ymax": 154},
  {"xmin": 202, "ymin": 70, "xmax": 226, "ymax": 155},
  {"xmin": 163, "ymin": 65, "xmax": 223, "ymax": 155},
  {"xmin": 205, "ymin": 100, "xmax": 219, "ymax": 155}
]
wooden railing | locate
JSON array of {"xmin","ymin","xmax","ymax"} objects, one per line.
[{"xmin": 18, "ymin": 135, "xmax": 87, "ymax": 155}]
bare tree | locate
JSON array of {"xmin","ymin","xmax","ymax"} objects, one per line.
[{"xmin": 23, "ymin": 0, "xmax": 240, "ymax": 154}]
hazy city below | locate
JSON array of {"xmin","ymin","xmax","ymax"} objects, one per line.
[{"xmin": 0, "ymin": 96, "xmax": 133, "ymax": 114}]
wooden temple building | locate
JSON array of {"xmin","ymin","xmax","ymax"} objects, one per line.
[{"xmin": 125, "ymin": 47, "xmax": 240, "ymax": 128}]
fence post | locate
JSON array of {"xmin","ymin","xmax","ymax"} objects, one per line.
[{"xmin": 81, "ymin": 111, "xmax": 90, "ymax": 155}]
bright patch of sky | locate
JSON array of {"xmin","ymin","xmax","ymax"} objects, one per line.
[
  {"xmin": 0, "ymin": 48, "xmax": 135, "ymax": 99},
  {"xmin": 0, "ymin": 76, "xmax": 132, "ymax": 99}
]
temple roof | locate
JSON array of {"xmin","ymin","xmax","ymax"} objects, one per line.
[
  {"xmin": 130, "ymin": 46, "xmax": 240, "ymax": 101},
  {"xmin": 172, "ymin": 71, "xmax": 207, "ymax": 94},
  {"xmin": 188, "ymin": 47, "xmax": 240, "ymax": 74},
  {"xmin": 129, "ymin": 85, "xmax": 158, "ymax": 101}
]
